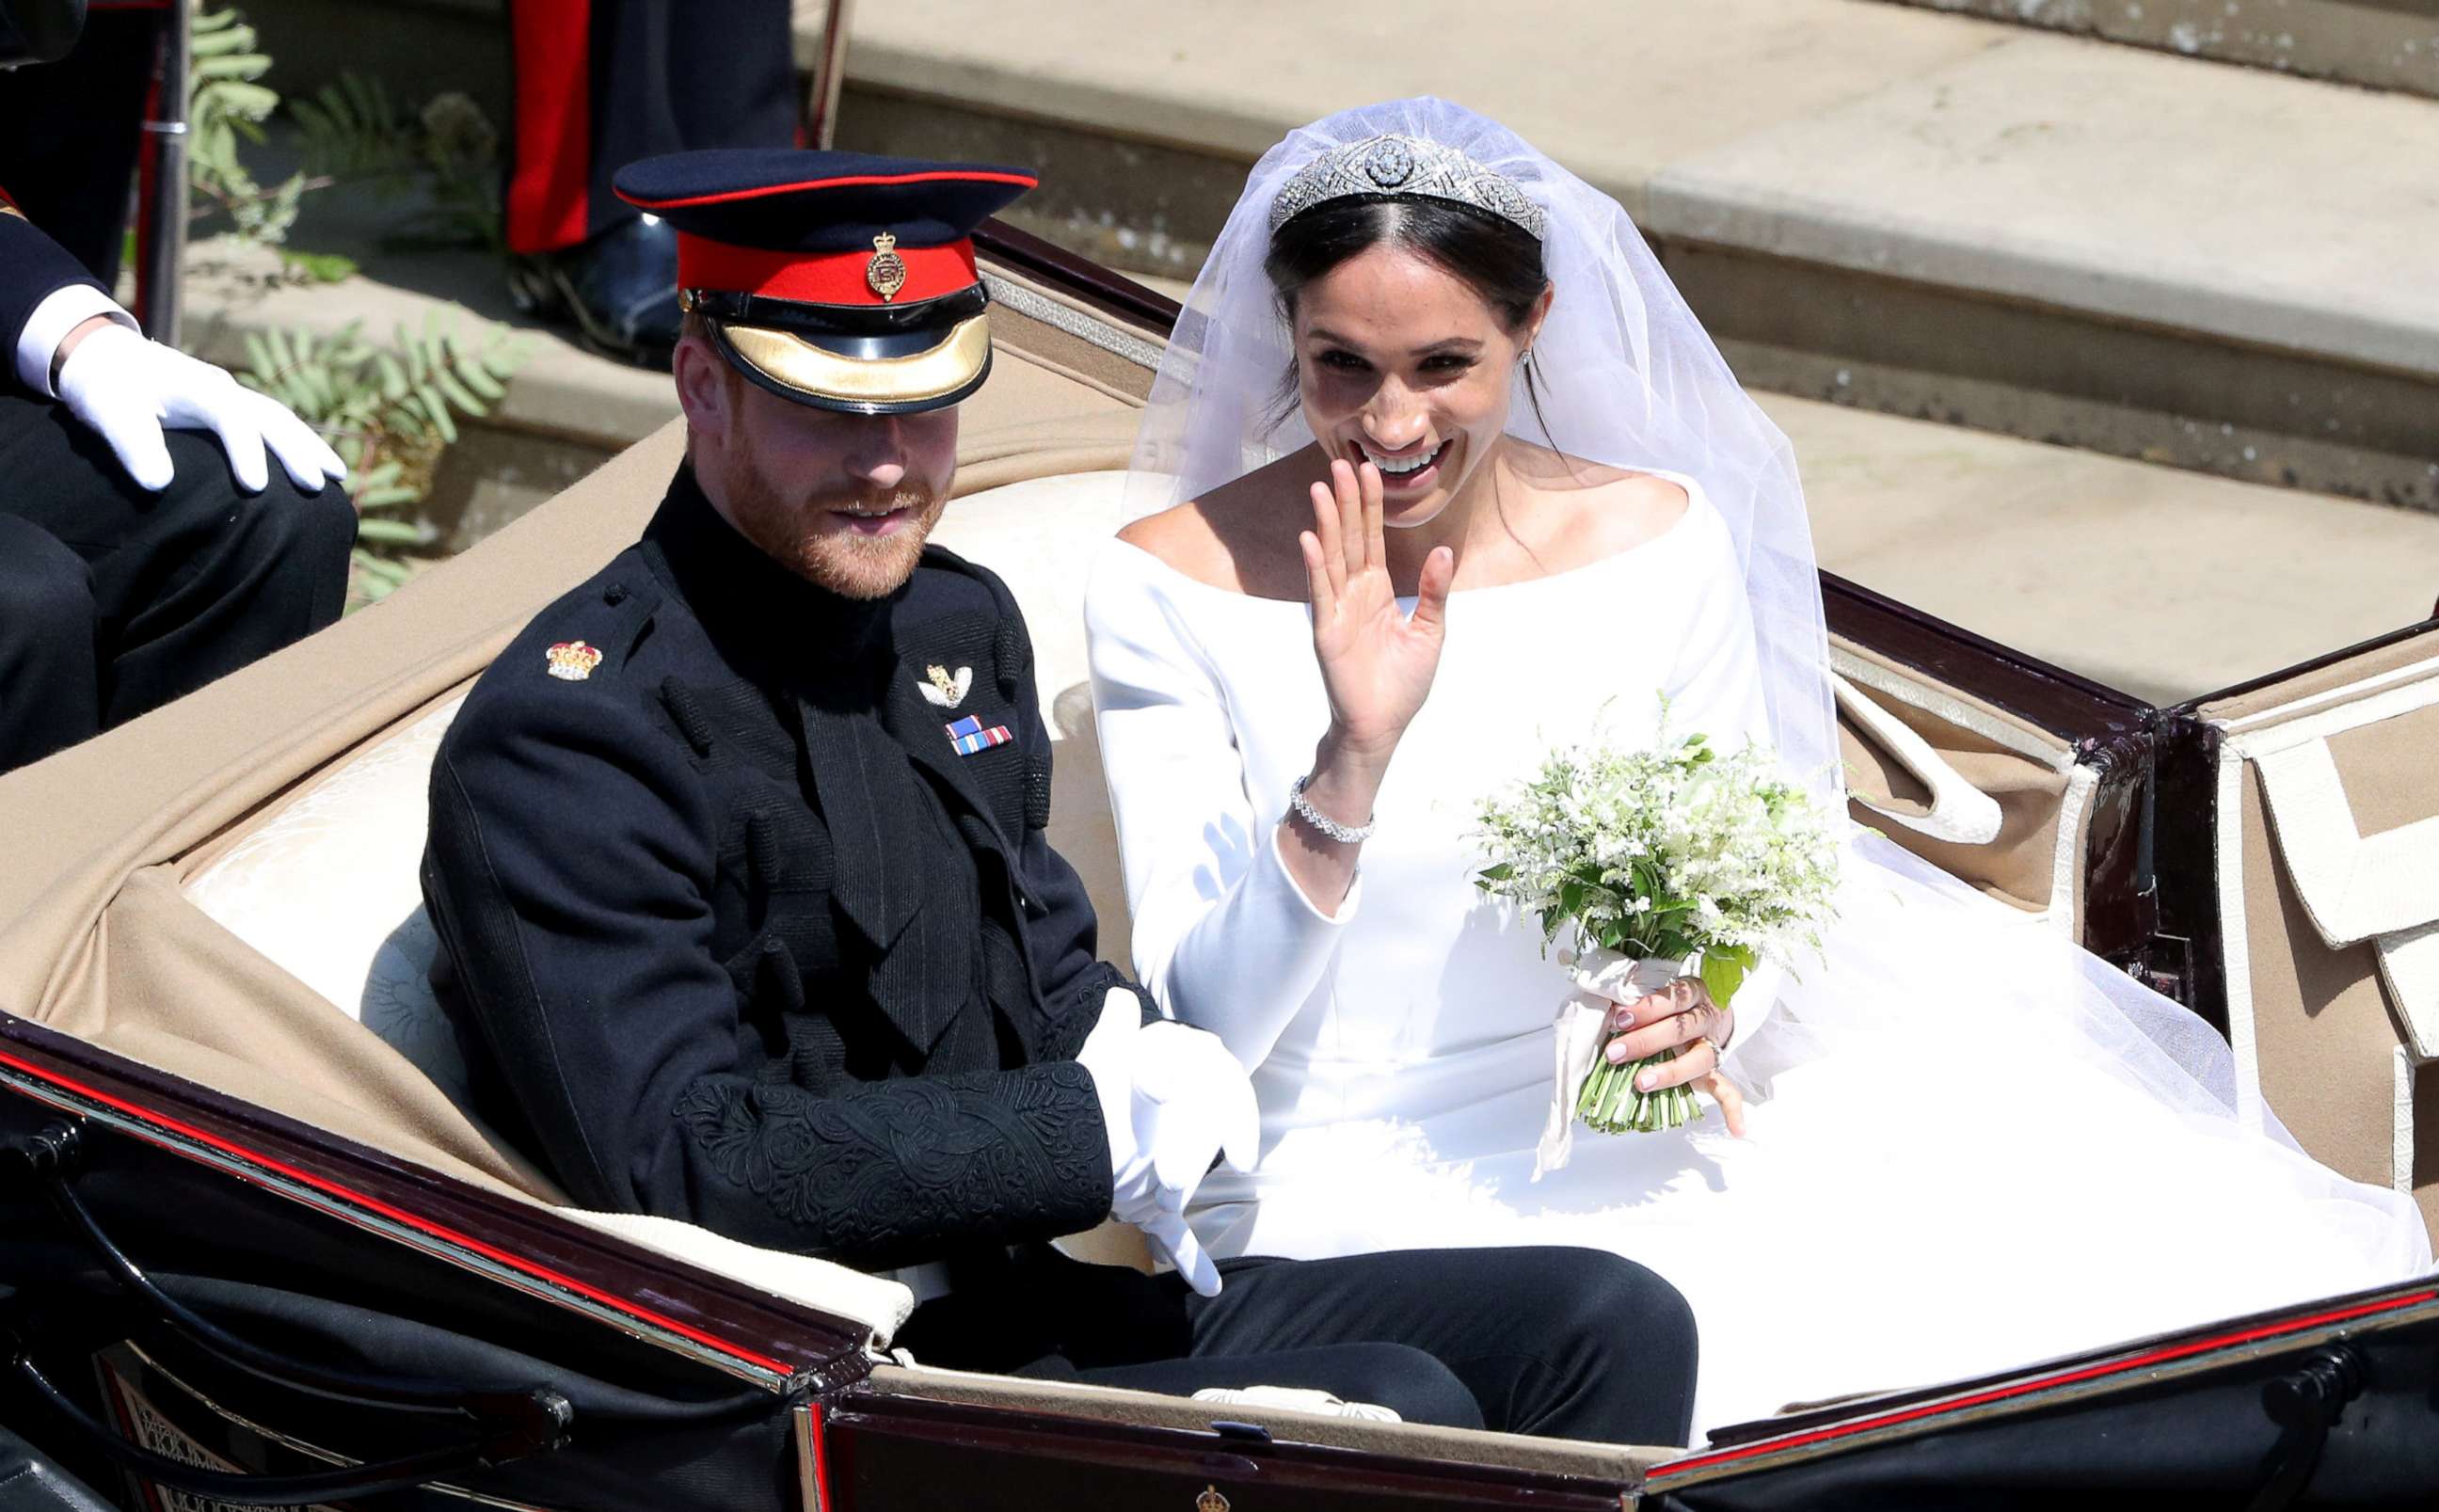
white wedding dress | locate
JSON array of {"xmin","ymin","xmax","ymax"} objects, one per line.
[{"xmin": 1084, "ymin": 477, "xmax": 2432, "ymax": 1439}]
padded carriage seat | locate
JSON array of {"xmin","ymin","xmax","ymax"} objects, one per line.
[
  {"xmin": 185, "ymin": 693, "xmax": 479, "ymax": 1108},
  {"xmin": 175, "ymin": 469, "xmax": 1151, "ymax": 1317},
  {"xmin": 181, "ymin": 470, "xmax": 1139, "ymax": 1103}
]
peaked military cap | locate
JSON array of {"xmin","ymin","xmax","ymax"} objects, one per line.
[{"xmin": 614, "ymin": 149, "xmax": 1037, "ymax": 415}]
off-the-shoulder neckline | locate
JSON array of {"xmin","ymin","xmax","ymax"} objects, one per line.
[{"xmin": 1102, "ymin": 469, "xmax": 1715, "ymax": 606}]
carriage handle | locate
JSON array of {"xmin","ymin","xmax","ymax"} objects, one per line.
[
  {"xmin": 2, "ymin": 1120, "xmax": 579, "ymax": 1473},
  {"xmin": 7, "ymin": 1119, "xmax": 576, "ymax": 1424},
  {"xmin": 1831, "ymin": 671, "xmax": 2007, "ymax": 847}
]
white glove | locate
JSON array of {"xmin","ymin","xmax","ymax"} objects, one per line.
[
  {"xmin": 1074, "ymin": 988, "xmax": 1260, "ymax": 1297},
  {"xmin": 54, "ymin": 324, "xmax": 348, "ymax": 494}
]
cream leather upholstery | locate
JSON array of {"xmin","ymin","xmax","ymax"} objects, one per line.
[{"xmin": 184, "ymin": 696, "xmax": 477, "ymax": 1113}]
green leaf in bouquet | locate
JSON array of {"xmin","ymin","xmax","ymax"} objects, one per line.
[{"xmin": 1699, "ymin": 947, "xmax": 1750, "ymax": 1011}]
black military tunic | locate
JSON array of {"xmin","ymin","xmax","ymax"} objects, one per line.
[{"xmin": 422, "ymin": 465, "xmax": 1137, "ymax": 1270}]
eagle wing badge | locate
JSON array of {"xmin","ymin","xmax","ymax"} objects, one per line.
[{"xmin": 918, "ymin": 663, "xmax": 973, "ymax": 708}]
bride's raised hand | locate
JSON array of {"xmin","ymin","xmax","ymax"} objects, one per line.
[{"xmin": 1299, "ymin": 457, "xmax": 1455, "ymax": 766}]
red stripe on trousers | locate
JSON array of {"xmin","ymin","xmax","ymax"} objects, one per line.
[{"xmin": 506, "ymin": 0, "xmax": 594, "ymax": 255}]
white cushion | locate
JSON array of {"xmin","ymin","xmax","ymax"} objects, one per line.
[
  {"xmin": 185, "ymin": 694, "xmax": 476, "ymax": 1110},
  {"xmin": 553, "ymin": 1208, "xmax": 916, "ymax": 1345},
  {"xmin": 928, "ymin": 470, "xmax": 1129, "ymax": 716}
]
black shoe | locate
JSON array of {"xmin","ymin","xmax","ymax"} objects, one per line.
[{"xmin": 509, "ymin": 215, "xmax": 683, "ymax": 369}]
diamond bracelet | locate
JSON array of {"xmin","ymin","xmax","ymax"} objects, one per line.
[{"xmin": 1288, "ymin": 773, "xmax": 1377, "ymax": 844}]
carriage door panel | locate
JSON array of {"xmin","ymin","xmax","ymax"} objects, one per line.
[{"xmin": 2196, "ymin": 621, "xmax": 2439, "ymax": 1239}]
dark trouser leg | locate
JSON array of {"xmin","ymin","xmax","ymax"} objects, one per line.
[
  {"xmin": 0, "ymin": 516, "xmax": 100, "ymax": 772},
  {"xmin": 897, "ymin": 1245, "xmax": 1698, "ymax": 1442},
  {"xmin": 0, "ymin": 7, "xmax": 161, "ymax": 281},
  {"xmin": 1188, "ymin": 1248, "xmax": 1698, "ymax": 1445},
  {"xmin": 505, "ymin": 0, "xmax": 798, "ymax": 255},
  {"xmin": 0, "ymin": 395, "xmax": 356, "ymax": 733}
]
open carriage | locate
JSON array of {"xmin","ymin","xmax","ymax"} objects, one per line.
[{"xmin": 2, "ymin": 226, "xmax": 2435, "ymax": 1510}]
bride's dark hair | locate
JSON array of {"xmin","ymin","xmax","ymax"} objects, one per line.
[{"xmin": 1262, "ymin": 197, "xmax": 1552, "ymax": 435}]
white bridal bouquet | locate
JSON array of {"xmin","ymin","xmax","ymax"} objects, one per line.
[{"xmin": 1474, "ymin": 717, "xmax": 1841, "ymax": 1168}]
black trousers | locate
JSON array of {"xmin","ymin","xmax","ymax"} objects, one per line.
[
  {"xmin": 0, "ymin": 395, "xmax": 357, "ymax": 773},
  {"xmin": 0, "ymin": 5, "xmax": 163, "ymax": 282},
  {"xmin": 897, "ymin": 1245, "xmax": 1698, "ymax": 1446},
  {"xmin": 505, "ymin": 0, "xmax": 797, "ymax": 255}
]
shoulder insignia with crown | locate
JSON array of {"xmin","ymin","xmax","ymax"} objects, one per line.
[
  {"xmin": 1196, "ymin": 1488, "xmax": 1231, "ymax": 1512},
  {"xmin": 546, "ymin": 641, "xmax": 604, "ymax": 682}
]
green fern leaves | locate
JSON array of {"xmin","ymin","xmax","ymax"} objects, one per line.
[{"xmin": 238, "ymin": 315, "xmax": 529, "ymax": 606}]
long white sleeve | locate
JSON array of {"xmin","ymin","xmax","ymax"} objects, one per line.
[
  {"xmin": 1085, "ymin": 547, "xmax": 1354, "ymax": 1071},
  {"xmin": 1659, "ymin": 507, "xmax": 1786, "ymax": 1059}
]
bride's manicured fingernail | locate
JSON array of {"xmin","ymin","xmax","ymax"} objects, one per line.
[
  {"xmin": 1612, "ymin": 1007, "xmax": 1634, "ymax": 1029},
  {"xmin": 1604, "ymin": 1041, "xmax": 1628, "ymax": 1063},
  {"xmin": 1636, "ymin": 1071, "xmax": 1658, "ymax": 1091}
]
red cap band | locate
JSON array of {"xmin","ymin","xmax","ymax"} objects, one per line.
[{"xmin": 676, "ymin": 234, "xmax": 980, "ymax": 307}]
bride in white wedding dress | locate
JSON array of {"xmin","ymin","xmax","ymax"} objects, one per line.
[{"xmin": 1081, "ymin": 98, "xmax": 2431, "ymax": 1439}]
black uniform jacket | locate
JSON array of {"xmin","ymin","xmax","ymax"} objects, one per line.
[
  {"xmin": 422, "ymin": 467, "xmax": 1138, "ymax": 1272},
  {"xmin": 0, "ymin": 191, "xmax": 106, "ymax": 380}
]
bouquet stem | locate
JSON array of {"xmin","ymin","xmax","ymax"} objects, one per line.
[{"xmin": 1575, "ymin": 1043, "xmax": 1702, "ymax": 1134}]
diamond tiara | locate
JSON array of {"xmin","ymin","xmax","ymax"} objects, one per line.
[{"xmin": 1267, "ymin": 133, "xmax": 1546, "ymax": 242}]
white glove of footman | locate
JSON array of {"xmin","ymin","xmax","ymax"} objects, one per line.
[
  {"xmin": 55, "ymin": 324, "xmax": 348, "ymax": 494},
  {"xmin": 1074, "ymin": 987, "xmax": 1259, "ymax": 1297}
]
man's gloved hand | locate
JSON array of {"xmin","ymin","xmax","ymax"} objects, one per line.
[
  {"xmin": 54, "ymin": 323, "xmax": 349, "ymax": 494},
  {"xmin": 1074, "ymin": 988, "xmax": 1259, "ymax": 1297}
]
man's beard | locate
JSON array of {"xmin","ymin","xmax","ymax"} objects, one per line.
[{"xmin": 724, "ymin": 460, "xmax": 946, "ymax": 600}]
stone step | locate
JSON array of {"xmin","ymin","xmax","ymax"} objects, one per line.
[
  {"xmin": 1873, "ymin": 0, "xmax": 2439, "ymax": 101},
  {"xmin": 225, "ymin": 0, "xmax": 2439, "ymax": 510}
]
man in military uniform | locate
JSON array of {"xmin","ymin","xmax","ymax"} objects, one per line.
[
  {"xmin": 421, "ymin": 149, "xmax": 1699, "ymax": 1442},
  {"xmin": 1, "ymin": 1, "xmax": 355, "ymax": 774}
]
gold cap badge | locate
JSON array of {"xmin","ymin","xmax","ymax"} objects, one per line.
[
  {"xmin": 547, "ymin": 641, "xmax": 603, "ymax": 681},
  {"xmin": 867, "ymin": 231, "xmax": 908, "ymax": 302},
  {"xmin": 1196, "ymin": 1488, "xmax": 1231, "ymax": 1512}
]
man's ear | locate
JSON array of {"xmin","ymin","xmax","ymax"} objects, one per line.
[{"xmin": 673, "ymin": 332, "xmax": 732, "ymax": 445}]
